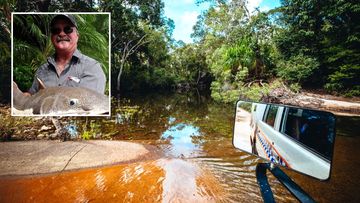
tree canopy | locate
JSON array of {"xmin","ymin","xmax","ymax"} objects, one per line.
[
  {"xmin": 276, "ymin": 0, "xmax": 360, "ymax": 96},
  {"xmin": 0, "ymin": 0, "xmax": 358, "ymax": 103}
]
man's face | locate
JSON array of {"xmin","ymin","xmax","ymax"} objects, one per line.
[{"xmin": 51, "ymin": 19, "xmax": 78, "ymax": 53}]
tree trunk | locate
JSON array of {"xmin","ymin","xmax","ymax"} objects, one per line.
[
  {"xmin": 115, "ymin": 34, "xmax": 149, "ymax": 92},
  {"xmin": 117, "ymin": 63, "xmax": 124, "ymax": 91}
]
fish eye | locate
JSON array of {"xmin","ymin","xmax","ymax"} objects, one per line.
[{"xmin": 69, "ymin": 99, "xmax": 78, "ymax": 106}]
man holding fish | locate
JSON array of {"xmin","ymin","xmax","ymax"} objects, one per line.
[
  {"xmin": 27, "ymin": 14, "xmax": 106, "ymax": 95},
  {"xmin": 13, "ymin": 14, "xmax": 109, "ymax": 115}
]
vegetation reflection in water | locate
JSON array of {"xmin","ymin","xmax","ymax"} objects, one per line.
[
  {"xmin": 72, "ymin": 92, "xmax": 296, "ymax": 202},
  {"xmin": 4, "ymin": 93, "xmax": 360, "ymax": 202},
  {"xmin": 161, "ymin": 120, "xmax": 202, "ymax": 158},
  {"xmin": 82, "ymin": 93, "xmax": 360, "ymax": 203}
]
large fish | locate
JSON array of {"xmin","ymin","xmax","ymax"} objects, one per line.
[{"xmin": 13, "ymin": 82, "xmax": 109, "ymax": 115}]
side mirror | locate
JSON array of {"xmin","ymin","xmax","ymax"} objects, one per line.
[{"xmin": 233, "ymin": 101, "xmax": 336, "ymax": 180}]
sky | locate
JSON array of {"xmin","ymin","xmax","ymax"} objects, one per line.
[{"xmin": 163, "ymin": 0, "xmax": 281, "ymax": 43}]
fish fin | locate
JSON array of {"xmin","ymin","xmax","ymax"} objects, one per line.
[
  {"xmin": 36, "ymin": 77, "xmax": 46, "ymax": 89},
  {"xmin": 13, "ymin": 81, "xmax": 27, "ymax": 110},
  {"xmin": 13, "ymin": 81, "xmax": 18, "ymax": 89}
]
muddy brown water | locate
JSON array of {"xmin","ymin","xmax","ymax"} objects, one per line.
[{"xmin": 0, "ymin": 92, "xmax": 359, "ymax": 202}]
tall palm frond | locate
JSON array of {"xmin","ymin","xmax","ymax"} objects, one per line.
[{"xmin": 77, "ymin": 14, "xmax": 110, "ymax": 77}]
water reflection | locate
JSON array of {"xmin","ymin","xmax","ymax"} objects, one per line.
[
  {"xmin": 109, "ymin": 92, "xmax": 295, "ymax": 202},
  {"xmin": 161, "ymin": 122, "xmax": 202, "ymax": 158},
  {"xmin": 1, "ymin": 92, "xmax": 293, "ymax": 202},
  {"xmin": 0, "ymin": 159, "xmax": 225, "ymax": 202},
  {"xmin": 111, "ymin": 94, "xmax": 360, "ymax": 202},
  {"xmin": 1, "ymin": 92, "xmax": 359, "ymax": 202},
  {"xmin": 158, "ymin": 159, "xmax": 224, "ymax": 202}
]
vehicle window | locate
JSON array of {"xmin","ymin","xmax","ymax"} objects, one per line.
[
  {"xmin": 264, "ymin": 105, "xmax": 278, "ymax": 127},
  {"xmin": 282, "ymin": 108, "xmax": 335, "ymax": 160}
]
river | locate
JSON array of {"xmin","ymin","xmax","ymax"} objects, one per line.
[{"xmin": 0, "ymin": 92, "xmax": 359, "ymax": 202}]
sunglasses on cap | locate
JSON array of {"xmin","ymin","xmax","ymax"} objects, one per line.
[{"xmin": 50, "ymin": 26, "xmax": 74, "ymax": 35}]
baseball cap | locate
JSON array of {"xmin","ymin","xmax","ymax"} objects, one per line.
[{"xmin": 50, "ymin": 14, "xmax": 77, "ymax": 28}]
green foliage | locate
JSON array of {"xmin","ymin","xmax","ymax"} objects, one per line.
[
  {"xmin": 211, "ymin": 79, "xmax": 285, "ymax": 103},
  {"xmin": 114, "ymin": 104, "xmax": 143, "ymax": 124},
  {"xmin": 2, "ymin": 0, "xmax": 359, "ymax": 103},
  {"xmin": 289, "ymin": 83, "xmax": 301, "ymax": 93},
  {"xmin": 120, "ymin": 23, "xmax": 174, "ymax": 91},
  {"xmin": 325, "ymin": 64, "xmax": 360, "ymax": 96},
  {"xmin": 81, "ymin": 131, "xmax": 91, "ymax": 140},
  {"xmin": 0, "ymin": 107, "xmax": 42, "ymax": 140},
  {"xmin": 239, "ymin": 80, "xmax": 284, "ymax": 102},
  {"xmin": 276, "ymin": 0, "xmax": 360, "ymax": 95},
  {"xmin": 343, "ymin": 88, "xmax": 360, "ymax": 98},
  {"xmin": 235, "ymin": 67, "xmax": 249, "ymax": 83},
  {"xmin": 191, "ymin": 1, "xmax": 281, "ymax": 103},
  {"xmin": 210, "ymin": 81, "xmax": 240, "ymax": 103},
  {"xmin": 240, "ymin": 84, "xmax": 268, "ymax": 102},
  {"xmin": 0, "ymin": 42, "xmax": 10, "ymax": 62},
  {"xmin": 208, "ymin": 46, "xmax": 231, "ymax": 82},
  {"xmin": 13, "ymin": 65, "xmax": 34, "ymax": 91},
  {"xmin": 77, "ymin": 14, "xmax": 110, "ymax": 77},
  {"xmin": 223, "ymin": 37, "xmax": 255, "ymax": 74},
  {"xmin": 149, "ymin": 68, "xmax": 175, "ymax": 88},
  {"xmin": 238, "ymin": 101, "xmax": 252, "ymax": 112},
  {"xmin": 81, "ymin": 119, "xmax": 102, "ymax": 140},
  {"xmin": 0, "ymin": 0, "xmax": 13, "ymax": 102},
  {"xmin": 102, "ymin": 0, "xmax": 171, "ymax": 92},
  {"xmin": 169, "ymin": 43, "xmax": 209, "ymax": 86},
  {"xmin": 13, "ymin": 0, "xmax": 96, "ymax": 12},
  {"xmin": 277, "ymin": 54, "xmax": 319, "ymax": 83}
]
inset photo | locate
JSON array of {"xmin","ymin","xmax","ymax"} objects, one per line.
[{"xmin": 11, "ymin": 12, "xmax": 111, "ymax": 116}]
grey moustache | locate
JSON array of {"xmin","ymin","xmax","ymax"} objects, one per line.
[{"xmin": 56, "ymin": 36, "xmax": 70, "ymax": 42}]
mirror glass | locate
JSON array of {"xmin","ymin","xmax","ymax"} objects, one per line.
[{"xmin": 233, "ymin": 101, "xmax": 336, "ymax": 180}]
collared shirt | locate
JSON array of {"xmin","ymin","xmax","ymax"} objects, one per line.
[{"xmin": 29, "ymin": 49, "xmax": 106, "ymax": 94}]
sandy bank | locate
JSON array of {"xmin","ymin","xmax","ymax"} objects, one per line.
[{"xmin": 0, "ymin": 140, "xmax": 159, "ymax": 176}]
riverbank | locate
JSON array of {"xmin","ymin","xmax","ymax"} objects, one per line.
[
  {"xmin": 262, "ymin": 88, "xmax": 360, "ymax": 116},
  {"xmin": 285, "ymin": 91, "xmax": 360, "ymax": 116},
  {"xmin": 0, "ymin": 140, "xmax": 161, "ymax": 176},
  {"xmin": 0, "ymin": 91, "xmax": 359, "ymax": 142}
]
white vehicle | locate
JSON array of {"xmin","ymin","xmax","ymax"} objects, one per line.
[{"xmin": 246, "ymin": 102, "xmax": 335, "ymax": 180}]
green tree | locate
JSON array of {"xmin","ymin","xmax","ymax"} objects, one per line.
[
  {"xmin": 169, "ymin": 44, "xmax": 209, "ymax": 87},
  {"xmin": 121, "ymin": 23, "xmax": 173, "ymax": 91},
  {"xmin": 277, "ymin": 54, "xmax": 319, "ymax": 84},
  {"xmin": 191, "ymin": 0, "xmax": 279, "ymax": 102},
  {"xmin": 101, "ymin": 0, "xmax": 167, "ymax": 93},
  {"xmin": 15, "ymin": 0, "xmax": 95, "ymax": 11},
  {"xmin": 321, "ymin": 0, "xmax": 360, "ymax": 96},
  {"xmin": 276, "ymin": 0, "xmax": 360, "ymax": 95}
]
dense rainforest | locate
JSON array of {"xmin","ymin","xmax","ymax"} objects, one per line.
[{"xmin": 1, "ymin": 0, "xmax": 359, "ymax": 104}]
